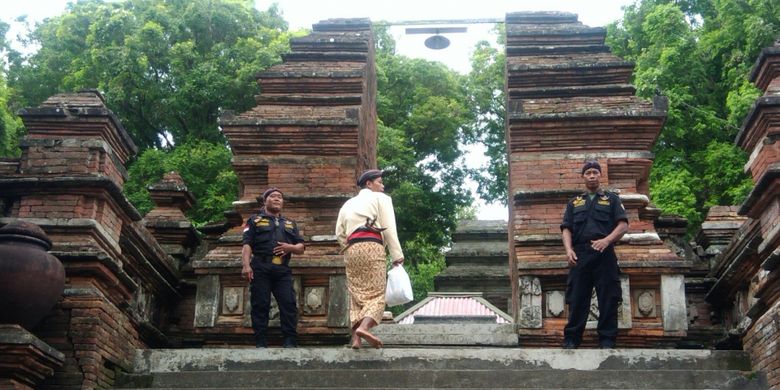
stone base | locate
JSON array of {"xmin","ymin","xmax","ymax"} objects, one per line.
[
  {"xmin": 371, "ymin": 323, "xmax": 518, "ymax": 346},
  {"xmin": 0, "ymin": 325, "xmax": 64, "ymax": 389}
]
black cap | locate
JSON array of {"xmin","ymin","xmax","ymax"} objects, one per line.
[
  {"xmin": 262, "ymin": 187, "xmax": 283, "ymax": 201},
  {"xmin": 357, "ymin": 169, "xmax": 383, "ymax": 187},
  {"xmin": 581, "ymin": 160, "xmax": 602, "ymax": 175}
]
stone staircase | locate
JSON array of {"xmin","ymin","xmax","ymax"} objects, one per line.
[{"xmin": 116, "ymin": 347, "xmax": 766, "ymax": 389}]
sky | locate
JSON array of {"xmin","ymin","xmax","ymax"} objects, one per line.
[{"xmin": 1, "ymin": 0, "xmax": 635, "ymax": 220}]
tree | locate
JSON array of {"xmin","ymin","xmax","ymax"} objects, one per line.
[
  {"xmin": 606, "ymin": 0, "xmax": 777, "ymax": 230},
  {"xmin": 4, "ymin": 0, "xmax": 297, "ymax": 224},
  {"xmin": 7, "ymin": 0, "xmax": 293, "ymax": 149},
  {"xmin": 463, "ymin": 27, "xmax": 506, "ymax": 204},
  {"xmin": 124, "ymin": 139, "xmax": 237, "ymax": 225},
  {"xmin": 1, "ymin": 20, "xmax": 23, "ymax": 157}
]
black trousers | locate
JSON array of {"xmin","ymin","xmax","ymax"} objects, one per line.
[
  {"xmin": 249, "ymin": 261, "xmax": 297, "ymax": 342},
  {"xmin": 564, "ymin": 244, "xmax": 621, "ymax": 345}
]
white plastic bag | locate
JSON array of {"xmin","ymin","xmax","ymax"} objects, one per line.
[{"xmin": 385, "ymin": 265, "xmax": 413, "ymax": 307}]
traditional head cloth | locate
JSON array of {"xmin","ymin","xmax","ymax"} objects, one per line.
[
  {"xmin": 357, "ymin": 169, "xmax": 384, "ymax": 187},
  {"xmin": 262, "ymin": 187, "xmax": 283, "ymax": 201},
  {"xmin": 581, "ymin": 160, "xmax": 602, "ymax": 175}
]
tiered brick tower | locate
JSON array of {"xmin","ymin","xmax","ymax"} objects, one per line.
[
  {"xmin": 1, "ymin": 91, "xmax": 179, "ymax": 388},
  {"xmin": 505, "ymin": 12, "xmax": 688, "ymax": 347},
  {"xmin": 708, "ymin": 40, "xmax": 780, "ymax": 388},
  {"xmin": 192, "ymin": 19, "xmax": 376, "ymax": 345}
]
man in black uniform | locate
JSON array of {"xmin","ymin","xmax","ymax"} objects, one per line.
[
  {"xmin": 560, "ymin": 160, "xmax": 628, "ymax": 349},
  {"xmin": 241, "ymin": 187, "xmax": 305, "ymax": 348}
]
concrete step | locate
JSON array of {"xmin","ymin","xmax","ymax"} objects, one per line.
[
  {"xmin": 118, "ymin": 368, "xmax": 763, "ymax": 389},
  {"xmin": 115, "ymin": 347, "xmax": 765, "ymax": 389},
  {"xmin": 371, "ymin": 324, "xmax": 517, "ymax": 346}
]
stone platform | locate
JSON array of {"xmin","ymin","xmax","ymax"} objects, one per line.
[{"xmin": 116, "ymin": 347, "xmax": 765, "ymax": 389}]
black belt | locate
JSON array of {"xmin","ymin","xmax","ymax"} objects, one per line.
[{"xmin": 252, "ymin": 254, "xmax": 286, "ymax": 265}]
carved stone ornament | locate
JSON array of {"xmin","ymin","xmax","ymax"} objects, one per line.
[
  {"xmin": 304, "ymin": 287, "xmax": 326, "ymax": 314},
  {"xmin": 637, "ymin": 290, "xmax": 656, "ymax": 317},
  {"xmin": 518, "ymin": 276, "xmax": 543, "ymax": 328},
  {"xmin": 221, "ymin": 287, "xmax": 244, "ymax": 315},
  {"xmin": 546, "ymin": 290, "xmax": 565, "ymax": 318}
]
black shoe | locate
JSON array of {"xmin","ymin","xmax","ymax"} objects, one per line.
[
  {"xmin": 282, "ymin": 337, "xmax": 297, "ymax": 348},
  {"xmin": 255, "ymin": 339, "xmax": 267, "ymax": 348},
  {"xmin": 562, "ymin": 340, "xmax": 578, "ymax": 349}
]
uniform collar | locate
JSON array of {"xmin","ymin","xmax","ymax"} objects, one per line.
[
  {"xmin": 582, "ymin": 189, "xmax": 605, "ymax": 197},
  {"xmin": 258, "ymin": 208, "xmax": 283, "ymax": 219}
]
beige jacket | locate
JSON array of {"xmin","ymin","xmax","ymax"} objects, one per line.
[{"xmin": 335, "ymin": 188, "xmax": 404, "ymax": 261}]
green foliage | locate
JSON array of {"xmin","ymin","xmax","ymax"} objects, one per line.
[
  {"xmin": 0, "ymin": 21, "xmax": 23, "ymax": 157},
  {"xmin": 464, "ymin": 34, "xmax": 506, "ymax": 204},
  {"xmin": 7, "ymin": 0, "xmax": 292, "ymax": 149},
  {"xmin": 124, "ymin": 139, "xmax": 238, "ymax": 225},
  {"xmin": 0, "ymin": 75, "xmax": 23, "ymax": 157},
  {"xmin": 607, "ymin": 0, "xmax": 779, "ymax": 232}
]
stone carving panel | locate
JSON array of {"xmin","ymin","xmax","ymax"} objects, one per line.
[
  {"xmin": 546, "ymin": 290, "xmax": 565, "ymax": 318},
  {"xmin": 221, "ymin": 287, "xmax": 244, "ymax": 315},
  {"xmin": 618, "ymin": 274, "xmax": 632, "ymax": 329},
  {"xmin": 518, "ymin": 276, "xmax": 542, "ymax": 328},
  {"xmin": 304, "ymin": 287, "xmax": 326, "ymax": 315},
  {"xmin": 634, "ymin": 289, "xmax": 656, "ymax": 317}
]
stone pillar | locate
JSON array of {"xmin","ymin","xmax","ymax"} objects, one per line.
[
  {"xmin": 505, "ymin": 12, "xmax": 686, "ymax": 347},
  {"xmin": 144, "ymin": 171, "xmax": 200, "ymax": 264},
  {"xmin": 193, "ymin": 19, "xmax": 375, "ymax": 345},
  {"xmin": 0, "ymin": 90, "xmax": 180, "ymax": 388},
  {"xmin": 709, "ymin": 40, "xmax": 780, "ymax": 388}
]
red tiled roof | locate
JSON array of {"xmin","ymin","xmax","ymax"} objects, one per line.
[{"xmin": 398, "ymin": 296, "xmax": 510, "ymax": 324}]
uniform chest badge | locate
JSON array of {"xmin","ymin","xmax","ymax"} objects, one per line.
[
  {"xmin": 254, "ymin": 217, "xmax": 270, "ymax": 227},
  {"xmin": 598, "ymin": 195, "xmax": 610, "ymax": 206},
  {"xmin": 572, "ymin": 196, "xmax": 585, "ymax": 208},
  {"xmin": 285, "ymin": 221, "xmax": 294, "ymax": 229}
]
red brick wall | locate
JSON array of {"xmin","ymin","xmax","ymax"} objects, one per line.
[
  {"xmin": 36, "ymin": 291, "xmax": 142, "ymax": 389},
  {"xmin": 21, "ymin": 138, "xmax": 126, "ymax": 187},
  {"xmin": 743, "ymin": 299, "xmax": 780, "ymax": 389}
]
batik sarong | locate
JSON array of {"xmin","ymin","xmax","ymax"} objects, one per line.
[{"xmin": 344, "ymin": 241, "xmax": 386, "ymax": 327}]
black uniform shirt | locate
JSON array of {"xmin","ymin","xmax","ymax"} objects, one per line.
[
  {"xmin": 242, "ymin": 210, "xmax": 304, "ymax": 264},
  {"xmin": 560, "ymin": 190, "xmax": 628, "ymax": 245}
]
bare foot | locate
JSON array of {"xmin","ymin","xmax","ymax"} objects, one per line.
[
  {"xmin": 355, "ymin": 328, "xmax": 383, "ymax": 349},
  {"xmin": 350, "ymin": 334, "xmax": 361, "ymax": 349}
]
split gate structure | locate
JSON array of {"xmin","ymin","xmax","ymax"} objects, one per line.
[{"xmin": 0, "ymin": 12, "xmax": 778, "ymax": 390}]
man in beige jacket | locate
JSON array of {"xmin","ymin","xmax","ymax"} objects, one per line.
[{"xmin": 336, "ymin": 169, "xmax": 404, "ymax": 348}]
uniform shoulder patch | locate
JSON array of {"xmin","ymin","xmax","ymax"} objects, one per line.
[
  {"xmin": 254, "ymin": 216, "xmax": 270, "ymax": 227},
  {"xmin": 597, "ymin": 194, "xmax": 610, "ymax": 206}
]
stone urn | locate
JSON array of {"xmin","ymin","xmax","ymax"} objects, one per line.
[{"xmin": 0, "ymin": 220, "xmax": 65, "ymax": 329}]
